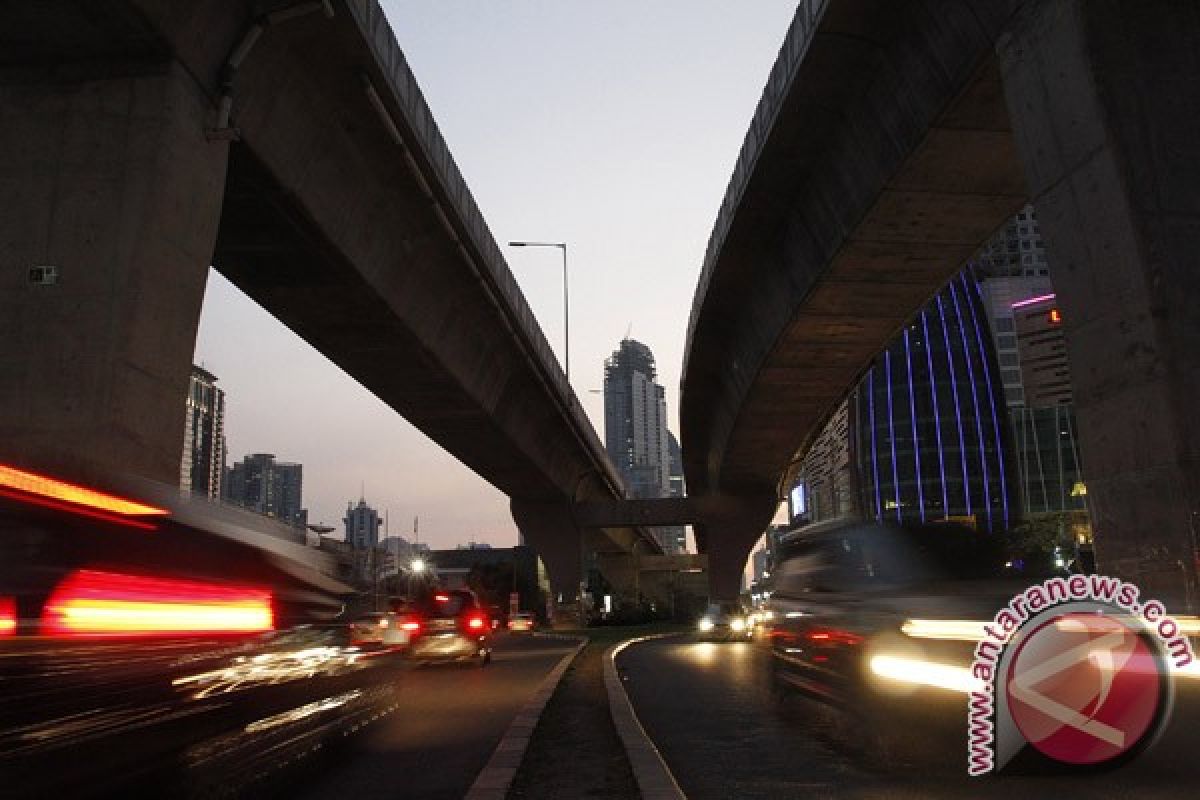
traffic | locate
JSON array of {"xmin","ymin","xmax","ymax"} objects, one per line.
[{"xmin": 0, "ymin": 464, "xmax": 543, "ymax": 798}]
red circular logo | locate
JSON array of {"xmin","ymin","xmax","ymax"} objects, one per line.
[{"xmin": 1005, "ymin": 611, "xmax": 1162, "ymax": 765}]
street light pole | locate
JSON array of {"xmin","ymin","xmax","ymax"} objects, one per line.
[
  {"xmin": 632, "ymin": 538, "xmax": 642, "ymax": 609},
  {"xmin": 508, "ymin": 241, "xmax": 569, "ymax": 382}
]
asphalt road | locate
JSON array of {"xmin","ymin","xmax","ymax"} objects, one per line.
[
  {"xmin": 617, "ymin": 634, "xmax": 1200, "ymax": 800},
  {"xmin": 289, "ymin": 632, "xmax": 575, "ymax": 800}
]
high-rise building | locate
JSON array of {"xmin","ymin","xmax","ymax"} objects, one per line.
[
  {"xmin": 344, "ymin": 497, "xmax": 382, "ymax": 583},
  {"xmin": 974, "ymin": 206, "xmax": 1086, "ymax": 517},
  {"xmin": 224, "ymin": 453, "xmax": 306, "ymax": 527},
  {"xmin": 662, "ymin": 432, "xmax": 687, "ymax": 553},
  {"xmin": 974, "ymin": 204, "xmax": 1052, "ymax": 280},
  {"xmin": 852, "ymin": 270, "xmax": 1015, "ymax": 532},
  {"xmin": 975, "ymin": 205, "xmax": 1055, "ymax": 409},
  {"xmin": 603, "ymin": 338, "xmax": 679, "ymax": 552},
  {"xmin": 344, "ymin": 498, "xmax": 381, "ymax": 550},
  {"xmin": 1012, "ymin": 294, "xmax": 1072, "ymax": 408},
  {"xmin": 1007, "ymin": 292, "xmax": 1085, "ymax": 515},
  {"xmin": 793, "ymin": 206, "xmax": 1087, "ymax": 531},
  {"xmin": 604, "ymin": 339, "xmax": 670, "ymax": 497},
  {"xmin": 181, "ymin": 365, "xmax": 225, "ymax": 499}
]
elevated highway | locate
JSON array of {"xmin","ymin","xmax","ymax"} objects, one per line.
[
  {"xmin": 682, "ymin": 0, "xmax": 1200, "ymax": 605},
  {"xmin": 0, "ymin": 0, "xmax": 657, "ymax": 602}
]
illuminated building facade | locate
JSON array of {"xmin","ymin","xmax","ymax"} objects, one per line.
[{"xmin": 853, "ymin": 270, "xmax": 1015, "ymax": 532}]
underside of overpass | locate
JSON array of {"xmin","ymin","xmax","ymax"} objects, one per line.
[
  {"xmin": 0, "ymin": 0, "xmax": 658, "ymax": 601},
  {"xmin": 683, "ymin": 0, "xmax": 1200, "ymax": 607}
]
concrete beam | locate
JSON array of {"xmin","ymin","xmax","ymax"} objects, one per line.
[
  {"xmin": 570, "ymin": 495, "xmax": 770, "ymax": 528},
  {"xmin": 635, "ymin": 554, "xmax": 707, "ymax": 573},
  {"xmin": 682, "ymin": 0, "xmax": 1022, "ymax": 502},
  {"xmin": 202, "ymin": 0, "xmax": 627, "ymax": 506}
]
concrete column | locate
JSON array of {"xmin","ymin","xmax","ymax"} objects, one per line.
[
  {"xmin": 510, "ymin": 499, "xmax": 583, "ymax": 606},
  {"xmin": 0, "ymin": 63, "xmax": 229, "ymax": 484},
  {"xmin": 594, "ymin": 550, "xmax": 637, "ymax": 602},
  {"xmin": 702, "ymin": 521, "xmax": 767, "ymax": 603},
  {"xmin": 1000, "ymin": 1, "xmax": 1200, "ymax": 608}
]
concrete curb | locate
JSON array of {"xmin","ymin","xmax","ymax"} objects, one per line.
[
  {"xmin": 605, "ymin": 634, "xmax": 688, "ymax": 800},
  {"xmin": 462, "ymin": 634, "xmax": 586, "ymax": 800}
]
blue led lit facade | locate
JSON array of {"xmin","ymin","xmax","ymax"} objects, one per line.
[{"xmin": 853, "ymin": 272, "xmax": 1015, "ymax": 532}]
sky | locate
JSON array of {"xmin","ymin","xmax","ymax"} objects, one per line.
[{"xmin": 193, "ymin": 1, "xmax": 800, "ymax": 549}]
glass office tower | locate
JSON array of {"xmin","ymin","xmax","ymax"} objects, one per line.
[{"xmin": 853, "ymin": 270, "xmax": 1015, "ymax": 533}]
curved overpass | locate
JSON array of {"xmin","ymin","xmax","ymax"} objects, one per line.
[
  {"xmin": 682, "ymin": 0, "xmax": 1024, "ymax": 593},
  {"xmin": 683, "ymin": 0, "xmax": 1200, "ymax": 604}
]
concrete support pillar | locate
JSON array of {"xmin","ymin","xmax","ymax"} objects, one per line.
[
  {"xmin": 703, "ymin": 525, "xmax": 761, "ymax": 603},
  {"xmin": 510, "ymin": 499, "xmax": 582, "ymax": 606},
  {"xmin": 594, "ymin": 551, "xmax": 637, "ymax": 601},
  {"xmin": 1000, "ymin": 2, "xmax": 1200, "ymax": 608},
  {"xmin": 0, "ymin": 63, "xmax": 229, "ymax": 484}
]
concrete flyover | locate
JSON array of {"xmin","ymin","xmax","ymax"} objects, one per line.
[
  {"xmin": 682, "ymin": 0, "xmax": 1200, "ymax": 607},
  {"xmin": 0, "ymin": 0, "xmax": 657, "ymax": 602}
]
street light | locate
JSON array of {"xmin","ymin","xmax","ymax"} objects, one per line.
[
  {"xmin": 508, "ymin": 241, "xmax": 569, "ymax": 381},
  {"xmin": 407, "ymin": 558, "xmax": 426, "ymax": 600}
]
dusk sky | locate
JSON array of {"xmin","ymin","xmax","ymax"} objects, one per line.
[{"xmin": 193, "ymin": 2, "xmax": 799, "ymax": 549}]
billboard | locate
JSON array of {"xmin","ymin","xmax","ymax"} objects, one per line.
[{"xmin": 788, "ymin": 483, "xmax": 806, "ymax": 522}]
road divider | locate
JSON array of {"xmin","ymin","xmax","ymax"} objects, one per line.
[
  {"xmin": 606, "ymin": 634, "xmax": 687, "ymax": 800},
  {"xmin": 463, "ymin": 634, "xmax": 586, "ymax": 800}
]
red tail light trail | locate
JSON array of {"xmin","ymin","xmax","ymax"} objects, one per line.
[
  {"xmin": 0, "ymin": 597, "xmax": 15, "ymax": 636},
  {"xmin": 42, "ymin": 570, "xmax": 274, "ymax": 636},
  {"xmin": 467, "ymin": 615, "xmax": 486, "ymax": 630},
  {"xmin": 806, "ymin": 628, "xmax": 864, "ymax": 646},
  {"xmin": 0, "ymin": 464, "xmax": 167, "ymax": 529}
]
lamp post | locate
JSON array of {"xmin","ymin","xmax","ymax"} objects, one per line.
[
  {"xmin": 631, "ymin": 538, "xmax": 643, "ymax": 610},
  {"xmin": 508, "ymin": 241, "xmax": 569, "ymax": 381},
  {"xmin": 408, "ymin": 557, "xmax": 426, "ymax": 599}
]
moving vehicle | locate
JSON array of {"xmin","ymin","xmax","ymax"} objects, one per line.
[
  {"xmin": 405, "ymin": 589, "xmax": 493, "ymax": 666},
  {"xmin": 697, "ymin": 602, "xmax": 753, "ymax": 641},
  {"xmin": 763, "ymin": 518, "xmax": 1021, "ymax": 761},
  {"xmin": 508, "ymin": 611, "xmax": 535, "ymax": 632},
  {"xmin": 0, "ymin": 462, "xmax": 404, "ymax": 798}
]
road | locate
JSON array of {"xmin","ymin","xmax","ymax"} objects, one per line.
[
  {"xmin": 288, "ymin": 632, "xmax": 574, "ymax": 800},
  {"xmin": 0, "ymin": 630, "xmax": 573, "ymax": 799},
  {"xmin": 617, "ymin": 634, "xmax": 1200, "ymax": 799}
]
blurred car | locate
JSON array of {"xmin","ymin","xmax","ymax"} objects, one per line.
[
  {"xmin": 507, "ymin": 611, "xmax": 535, "ymax": 632},
  {"xmin": 697, "ymin": 602, "xmax": 753, "ymax": 641},
  {"xmin": 349, "ymin": 611, "xmax": 411, "ymax": 649},
  {"xmin": 0, "ymin": 462, "xmax": 408, "ymax": 798},
  {"xmin": 405, "ymin": 589, "xmax": 493, "ymax": 666},
  {"xmin": 763, "ymin": 518, "xmax": 1025, "ymax": 761}
]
